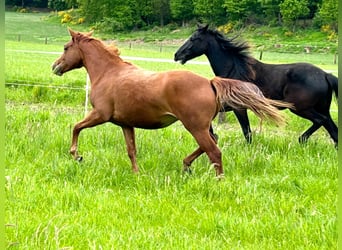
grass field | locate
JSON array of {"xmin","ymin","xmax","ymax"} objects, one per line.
[{"xmin": 5, "ymin": 11, "xmax": 338, "ymax": 249}]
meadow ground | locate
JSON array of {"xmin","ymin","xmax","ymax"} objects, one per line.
[{"xmin": 5, "ymin": 11, "xmax": 338, "ymax": 249}]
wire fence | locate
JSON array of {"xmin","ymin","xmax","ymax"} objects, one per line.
[
  {"xmin": 6, "ymin": 32, "xmax": 338, "ymax": 56},
  {"xmin": 5, "ymin": 47, "xmax": 338, "ymax": 115}
]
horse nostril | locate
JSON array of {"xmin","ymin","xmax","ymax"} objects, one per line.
[{"xmin": 174, "ymin": 53, "xmax": 178, "ymax": 61}]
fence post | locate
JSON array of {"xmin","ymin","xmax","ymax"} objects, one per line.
[
  {"xmin": 17, "ymin": 34, "xmax": 21, "ymax": 42},
  {"xmin": 84, "ymin": 74, "xmax": 90, "ymax": 117},
  {"xmin": 259, "ymin": 50, "xmax": 263, "ymax": 60},
  {"xmin": 45, "ymin": 37, "xmax": 48, "ymax": 44},
  {"xmin": 334, "ymin": 53, "xmax": 337, "ymax": 64}
]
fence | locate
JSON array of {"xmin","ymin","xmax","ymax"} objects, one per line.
[
  {"xmin": 6, "ymin": 33, "xmax": 338, "ymax": 63},
  {"xmin": 5, "ymin": 48, "xmax": 338, "ymax": 115}
]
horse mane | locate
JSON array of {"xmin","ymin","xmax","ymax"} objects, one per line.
[
  {"xmin": 206, "ymin": 28, "xmax": 256, "ymax": 81},
  {"xmin": 208, "ymin": 29, "xmax": 250, "ymax": 57},
  {"xmin": 75, "ymin": 32, "xmax": 122, "ymax": 59}
]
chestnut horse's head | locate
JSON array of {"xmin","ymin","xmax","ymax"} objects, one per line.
[{"xmin": 52, "ymin": 28, "xmax": 93, "ymax": 76}]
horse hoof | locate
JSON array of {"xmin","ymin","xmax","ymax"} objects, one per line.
[
  {"xmin": 183, "ymin": 167, "xmax": 192, "ymax": 174},
  {"xmin": 298, "ymin": 136, "xmax": 307, "ymax": 144},
  {"xmin": 216, "ymin": 174, "xmax": 225, "ymax": 181},
  {"xmin": 76, "ymin": 156, "xmax": 83, "ymax": 162}
]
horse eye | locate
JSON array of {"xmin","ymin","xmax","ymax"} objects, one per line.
[{"xmin": 64, "ymin": 46, "xmax": 68, "ymax": 51}]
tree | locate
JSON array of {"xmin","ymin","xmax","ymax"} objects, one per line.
[
  {"xmin": 315, "ymin": 0, "xmax": 338, "ymax": 30},
  {"xmin": 223, "ymin": 0, "xmax": 263, "ymax": 24},
  {"xmin": 260, "ymin": 0, "xmax": 282, "ymax": 25},
  {"xmin": 279, "ymin": 0, "xmax": 310, "ymax": 29},
  {"xmin": 48, "ymin": 0, "xmax": 67, "ymax": 10},
  {"xmin": 152, "ymin": 0, "xmax": 171, "ymax": 26},
  {"xmin": 170, "ymin": 0, "xmax": 194, "ymax": 26},
  {"xmin": 193, "ymin": 0, "xmax": 226, "ymax": 25}
]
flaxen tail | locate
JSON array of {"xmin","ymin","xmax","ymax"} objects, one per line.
[{"xmin": 210, "ymin": 77, "xmax": 294, "ymax": 125}]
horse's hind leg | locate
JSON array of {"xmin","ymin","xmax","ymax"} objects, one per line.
[
  {"xmin": 186, "ymin": 130, "xmax": 223, "ymax": 176},
  {"xmin": 183, "ymin": 147, "xmax": 204, "ymax": 173},
  {"xmin": 183, "ymin": 128, "xmax": 218, "ymax": 173},
  {"xmin": 292, "ymin": 108, "xmax": 337, "ymax": 145},
  {"xmin": 322, "ymin": 116, "xmax": 338, "ymax": 145},
  {"xmin": 299, "ymin": 123, "xmax": 321, "ymax": 143},
  {"xmin": 121, "ymin": 126, "xmax": 139, "ymax": 172},
  {"xmin": 70, "ymin": 109, "xmax": 106, "ymax": 161}
]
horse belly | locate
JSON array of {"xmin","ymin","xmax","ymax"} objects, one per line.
[{"xmin": 113, "ymin": 110, "xmax": 178, "ymax": 129}]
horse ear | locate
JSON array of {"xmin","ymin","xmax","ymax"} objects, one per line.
[
  {"xmin": 68, "ymin": 28, "xmax": 77, "ymax": 38},
  {"xmin": 85, "ymin": 30, "xmax": 94, "ymax": 37},
  {"xmin": 197, "ymin": 23, "xmax": 209, "ymax": 32}
]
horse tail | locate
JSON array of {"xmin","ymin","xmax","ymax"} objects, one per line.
[
  {"xmin": 326, "ymin": 73, "xmax": 338, "ymax": 99},
  {"xmin": 210, "ymin": 77, "xmax": 294, "ymax": 126}
]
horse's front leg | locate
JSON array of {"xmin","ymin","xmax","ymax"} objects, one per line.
[
  {"xmin": 70, "ymin": 109, "xmax": 106, "ymax": 161},
  {"xmin": 121, "ymin": 126, "xmax": 139, "ymax": 173}
]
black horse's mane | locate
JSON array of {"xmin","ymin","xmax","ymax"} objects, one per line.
[
  {"xmin": 204, "ymin": 28, "xmax": 256, "ymax": 81},
  {"xmin": 207, "ymin": 29, "xmax": 251, "ymax": 58}
]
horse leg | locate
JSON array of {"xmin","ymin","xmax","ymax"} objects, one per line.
[
  {"xmin": 322, "ymin": 116, "xmax": 338, "ymax": 146},
  {"xmin": 70, "ymin": 109, "xmax": 106, "ymax": 161},
  {"xmin": 291, "ymin": 108, "xmax": 336, "ymax": 144},
  {"xmin": 233, "ymin": 109, "xmax": 252, "ymax": 143},
  {"xmin": 183, "ymin": 129, "xmax": 218, "ymax": 173},
  {"xmin": 298, "ymin": 123, "xmax": 321, "ymax": 144},
  {"xmin": 121, "ymin": 126, "xmax": 139, "ymax": 173},
  {"xmin": 185, "ymin": 130, "xmax": 223, "ymax": 176}
]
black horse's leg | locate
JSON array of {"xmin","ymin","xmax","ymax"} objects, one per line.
[
  {"xmin": 322, "ymin": 116, "xmax": 338, "ymax": 145},
  {"xmin": 209, "ymin": 124, "xmax": 219, "ymax": 142},
  {"xmin": 299, "ymin": 123, "xmax": 321, "ymax": 143},
  {"xmin": 291, "ymin": 108, "xmax": 337, "ymax": 145},
  {"xmin": 233, "ymin": 109, "xmax": 252, "ymax": 143}
]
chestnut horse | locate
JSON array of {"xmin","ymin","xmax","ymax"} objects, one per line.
[{"xmin": 52, "ymin": 29, "xmax": 291, "ymax": 176}]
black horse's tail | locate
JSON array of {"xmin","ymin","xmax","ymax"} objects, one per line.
[{"xmin": 326, "ymin": 73, "xmax": 338, "ymax": 99}]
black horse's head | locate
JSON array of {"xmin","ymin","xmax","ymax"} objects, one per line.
[{"xmin": 174, "ymin": 24, "xmax": 211, "ymax": 64}]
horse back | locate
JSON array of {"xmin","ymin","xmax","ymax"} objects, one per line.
[{"xmin": 255, "ymin": 62, "xmax": 334, "ymax": 101}]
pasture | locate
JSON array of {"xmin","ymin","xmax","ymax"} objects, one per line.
[{"xmin": 5, "ymin": 12, "xmax": 338, "ymax": 249}]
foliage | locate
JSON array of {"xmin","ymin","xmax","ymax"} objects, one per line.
[
  {"xmin": 223, "ymin": 0, "xmax": 263, "ymax": 24},
  {"xmin": 314, "ymin": 0, "xmax": 338, "ymax": 31},
  {"xmin": 6, "ymin": 0, "xmax": 338, "ymax": 33},
  {"xmin": 279, "ymin": 0, "xmax": 310, "ymax": 30},
  {"xmin": 170, "ymin": 0, "xmax": 194, "ymax": 25},
  {"xmin": 48, "ymin": 0, "xmax": 67, "ymax": 11},
  {"xmin": 193, "ymin": 0, "xmax": 226, "ymax": 24}
]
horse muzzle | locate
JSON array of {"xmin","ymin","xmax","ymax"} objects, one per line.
[
  {"xmin": 52, "ymin": 63, "xmax": 64, "ymax": 76},
  {"xmin": 174, "ymin": 53, "xmax": 187, "ymax": 65}
]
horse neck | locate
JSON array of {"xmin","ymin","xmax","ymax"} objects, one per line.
[
  {"xmin": 80, "ymin": 43, "xmax": 123, "ymax": 85},
  {"xmin": 205, "ymin": 40, "xmax": 253, "ymax": 81}
]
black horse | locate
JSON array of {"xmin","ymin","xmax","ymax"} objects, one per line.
[{"xmin": 174, "ymin": 24, "xmax": 338, "ymax": 146}]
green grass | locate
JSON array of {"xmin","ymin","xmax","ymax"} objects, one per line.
[
  {"xmin": 5, "ymin": 103, "xmax": 337, "ymax": 249},
  {"xmin": 5, "ymin": 11, "xmax": 338, "ymax": 249}
]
